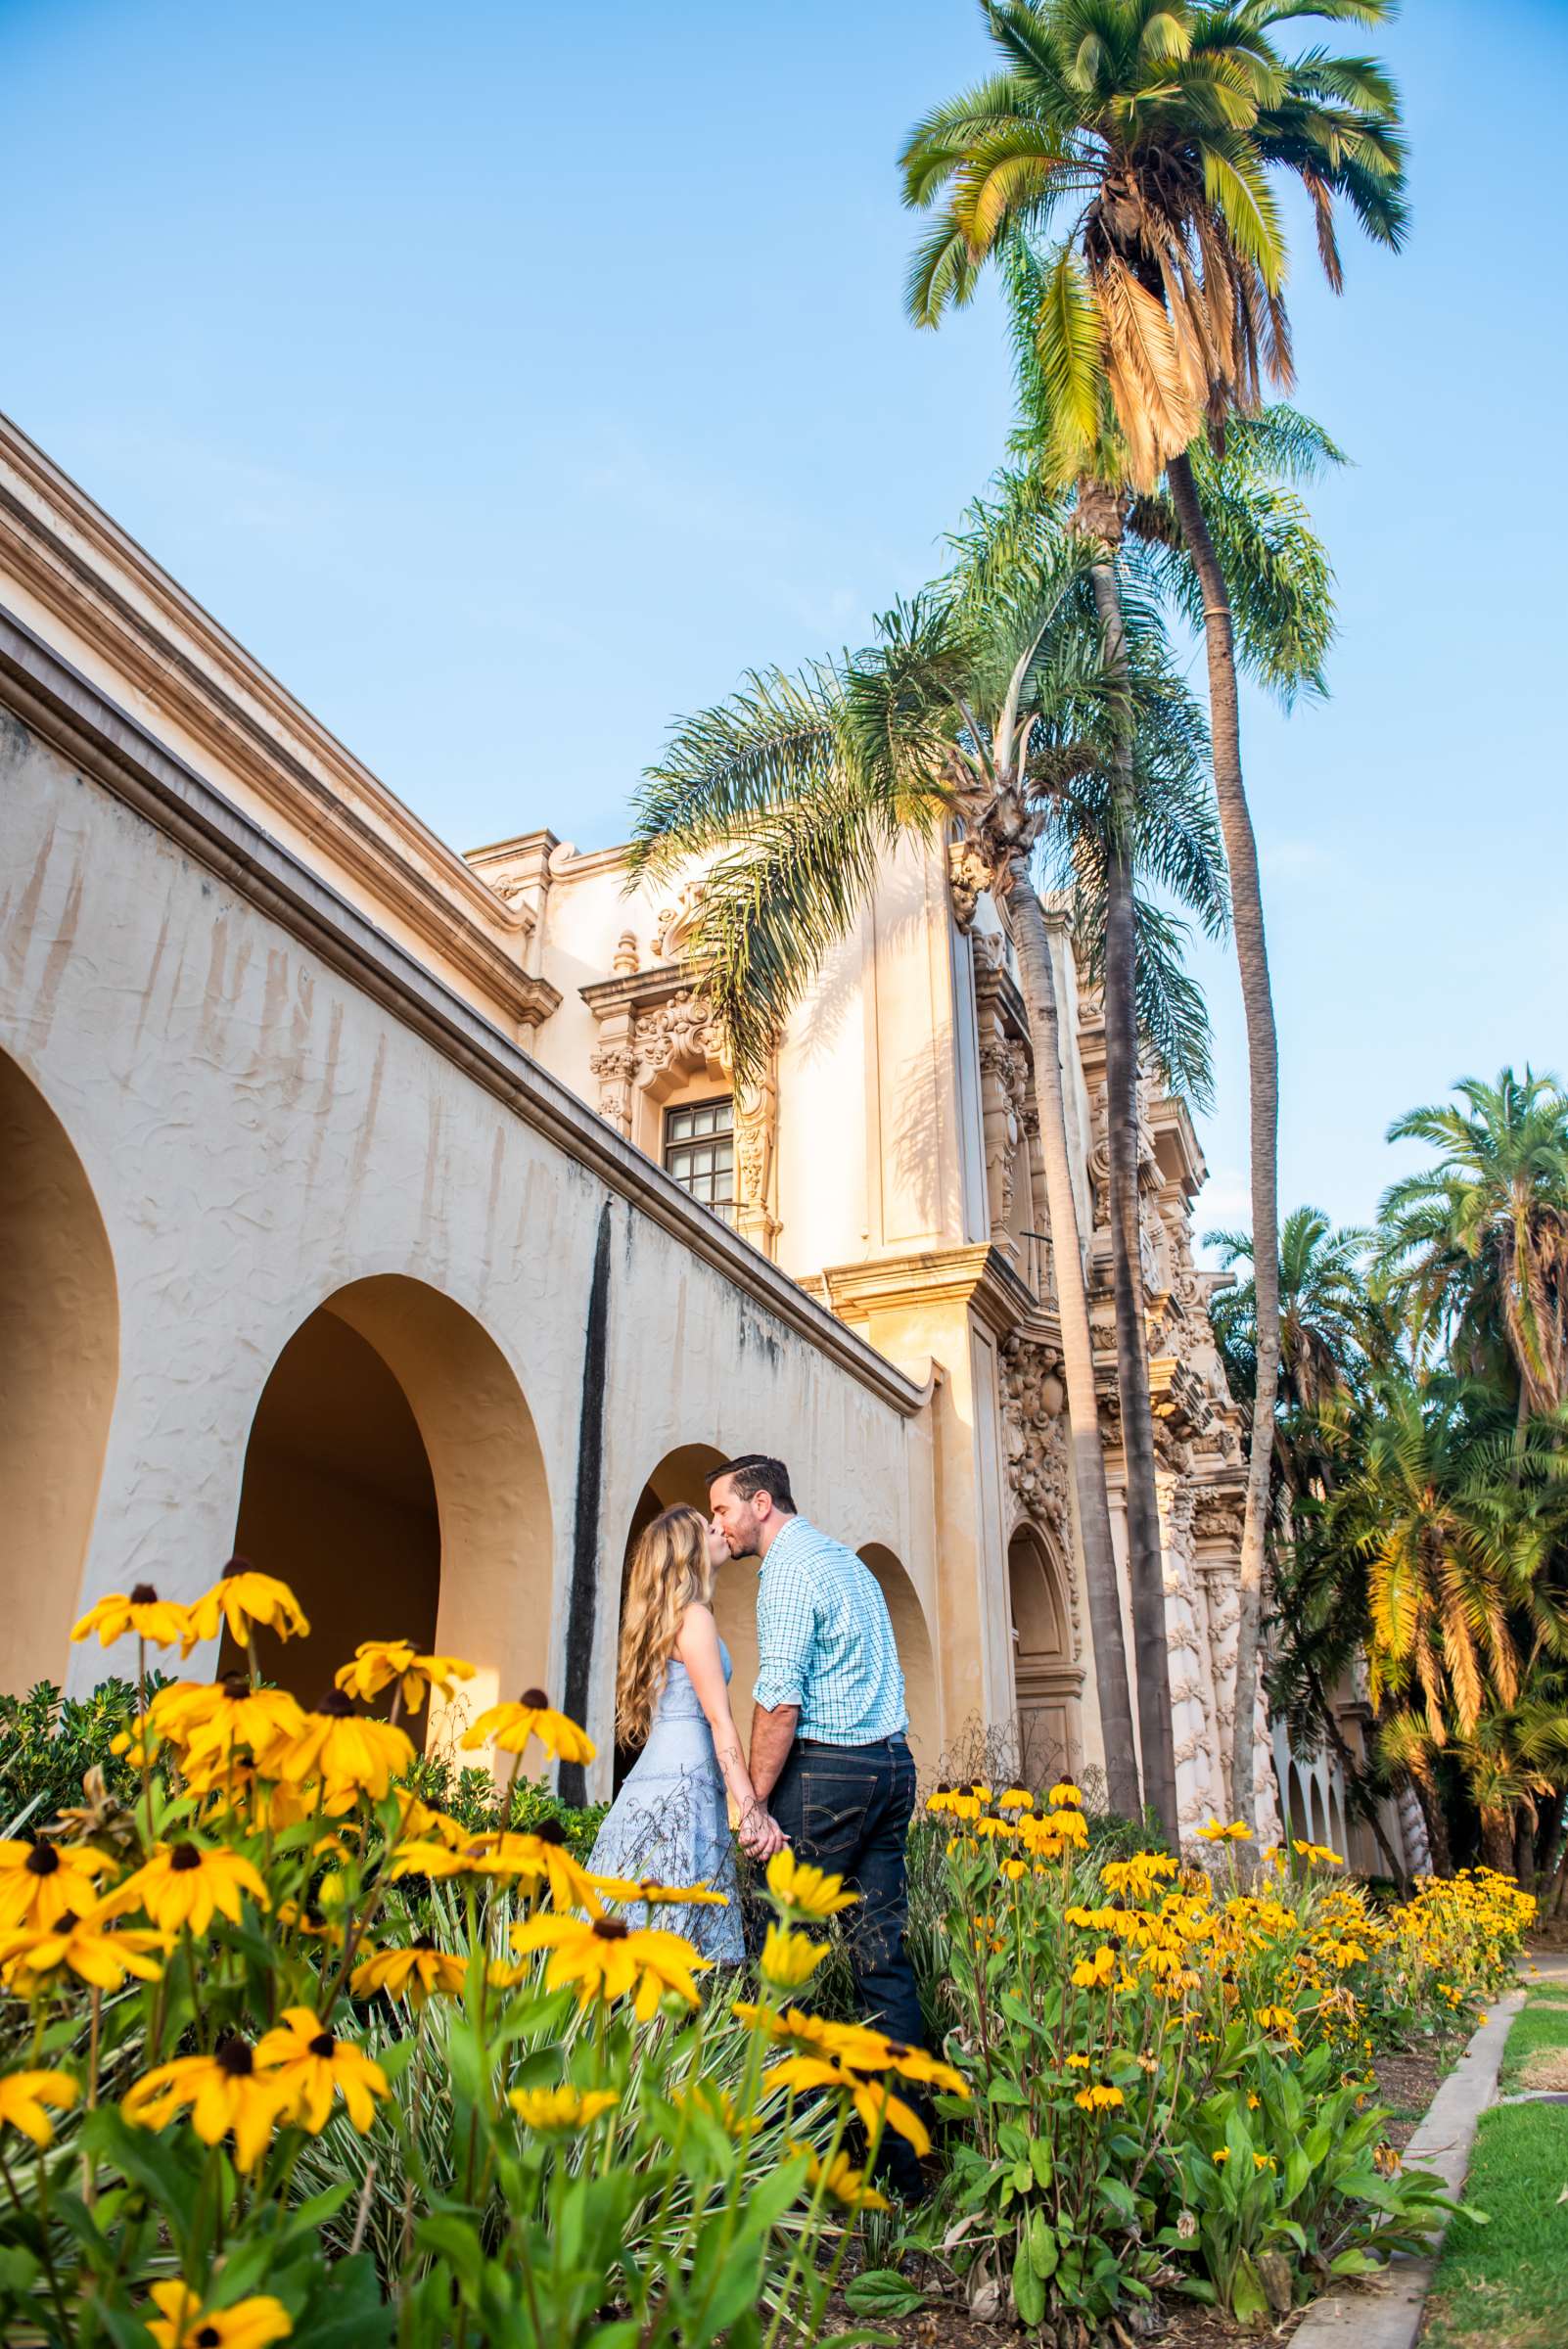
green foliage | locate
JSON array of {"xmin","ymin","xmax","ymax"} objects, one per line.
[
  {"xmin": 0, "ymin": 1679, "xmax": 160, "ymax": 1835},
  {"xmin": 408, "ymin": 1753, "xmax": 607, "ymax": 1860}
]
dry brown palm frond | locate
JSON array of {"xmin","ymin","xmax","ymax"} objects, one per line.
[{"xmin": 1093, "ymin": 255, "xmax": 1204, "ymax": 487}]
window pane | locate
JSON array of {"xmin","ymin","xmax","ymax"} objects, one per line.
[{"xmin": 663, "ymin": 1097, "xmax": 736, "ymax": 1224}]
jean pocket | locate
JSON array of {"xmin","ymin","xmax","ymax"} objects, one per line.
[{"xmin": 801, "ymin": 1772, "xmax": 871, "ymax": 1851}]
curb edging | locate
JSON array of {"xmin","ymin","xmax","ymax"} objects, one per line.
[{"xmin": 1288, "ymin": 1988, "xmax": 1526, "ymax": 2348}]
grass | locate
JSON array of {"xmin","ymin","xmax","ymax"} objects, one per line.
[
  {"xmin": 1423, "ymin": 1994, "xmax": 1568, "ymax": 2349},
  {"xmin": 1499, "ymin": 1984, "xmax": 1568, "ymax": 2093}
]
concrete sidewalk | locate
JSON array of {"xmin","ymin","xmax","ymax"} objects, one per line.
[{"xmin": 1289, "ymin": 1989, "xmax": 1526, "ymax": 2349}]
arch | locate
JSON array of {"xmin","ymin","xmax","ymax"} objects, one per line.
[
  {"xmin": 858, "ymin": 1543, "xmax": 938, "ymax": 1776},
  {"xmin": 1287, "ymin": 1763, "xmax": 1310, "ymax": 1844},
  {"xmin": 1308, "ymin": 1773, "xmax": 1329, "ymax": 1851},
  {"xmin": 1326, "ymin": 1784, "xmax": 1348, "ymax": 1864},
  {"xmin": 615, "ymin": 1443, "xmax": 735, "ymax": 1790},
  {"xmin": 1007, "ymin": 1522, "xmax": 1083, "ymax": 1789},
  {"xmin": 0, "ymin": 1052, "xmax": 118, "ymax": 1694},
  {"xmin": 229, "ymin": 1275, "xmax": 551, "ymax": 1750}
]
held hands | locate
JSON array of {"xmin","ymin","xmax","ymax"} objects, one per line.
[{"xmin": 738, "ymin": 1801, "xmax": 788, "ymax": 1862}]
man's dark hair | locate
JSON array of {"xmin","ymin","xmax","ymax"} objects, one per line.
[{"xmin": 708, "ymin": 1453, "xmax": 797, "ymax": 1514}]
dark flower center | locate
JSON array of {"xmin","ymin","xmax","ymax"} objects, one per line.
[
  {"xmin": 317, "ymin": 1690, "xmax": 353, "ymax": 1718},
  {"xmin": 130, "ymin": 1583, "xmax": 159, "ymax": 1605},
  {"xmin": 170, "ymin": 1843, "xmax": 203, "ymax": 1872},
  {"xmin": 220, "ymin": 1555, "xmax": 252, "ymax": 1582},
  {"xmin": 533, "ymin": 1819, "xmax": 567, "ymax": 1847},
  {"xmin": 216, "ymin": 2034, "xmax": 254, "ymax": 2078},
  {"xmin": 197, "ymin": 2329, "xmax": 221, "ymax": 2348},
  {"xmin": 412, "ymin": 1933, "xmax": 438, "ymax": 1953},
  {"xmin": 25, "ymin": 1844, "xmax": 60, "ymax": 1876},
  {"xmin": 934, "ymin": 1782, "xmax": 952, "ymax": 1796},
  {"xmin": 219, "ymin": 1672, "xmax": 251, "ymax": 1700},
  {"xmin": 308, "ymin": 2030, "xmax": 336, "ymax": 2059},
  {"xmin": 519, "ymin": 1687, "xmax": 550, "ymax": 1710},
  {"xmin": 56, "ymin": 1910, "xmax": 79, "ymax": 1933},
  {"xmin": 883, "ymin": 2041, "xmax": 912, "ymax": 2060},
  {"xmin": 592, "ymin": 1917, "xmax": 629, "ymax": 1942}
]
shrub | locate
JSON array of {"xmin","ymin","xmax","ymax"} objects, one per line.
[
  {"xmin": 0, "ymin": 1574, "xmax": 936, "ymax": 2347},
  {"xmin": 908, "ymin": 1782, "xmax": 1510, "ymax": 2328}
]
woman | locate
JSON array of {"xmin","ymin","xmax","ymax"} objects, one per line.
[{"xmin": 589, "ymin": 1503, "xmax": 776, "ymax": 1960}]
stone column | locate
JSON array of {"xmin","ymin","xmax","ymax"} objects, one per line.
[{"xmin": 1155, "ymin": 1472, "xmax": 1221, "ymax": 1841}]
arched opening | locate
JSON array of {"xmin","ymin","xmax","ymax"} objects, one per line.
[
  {"xmin": 0, "ymin": 1053, "xmax": 118, "ymax": 1694},
  {"xmin": 616, "ymin": 1444, "xmax": 734, "ymax": 1792},
  {"xmin": 1287, "ymin": 1764, "xmax": 1311, "ymax": 1844},
  {"xmin": 1308, "ymin": 1774, "xmax": 1329, "ymax": 1851},
  {"xmin": 228, "ymin": 1275, "xmax": 551, "ymax": 1753},
  {"xmin": 1008, "ymin": 1523, "xmax": 1083, "ymax": 1789},
  {"xmin": 858, "ymin": 1543, "xmax": 939, "ymax": 1776}
]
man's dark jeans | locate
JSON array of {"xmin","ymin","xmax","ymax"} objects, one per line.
[{"xmin": 768, "ymin": 1732, "xmax": 925, "ymax": 2197}]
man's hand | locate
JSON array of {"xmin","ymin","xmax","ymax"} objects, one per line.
[{"xmin": 738, "ymin": 1802, "xmax": 786, "ymax": 1862}]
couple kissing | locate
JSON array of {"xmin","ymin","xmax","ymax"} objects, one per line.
[{"xmin": 589, "ymin": 1453, "xmax": 927, "ymax": 2195}]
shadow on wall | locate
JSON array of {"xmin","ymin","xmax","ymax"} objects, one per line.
[
  {"xmin": 226, "ymin": 1275, "xmax": 553, "ymax": 1751},
  {"xmin": 1008, "ymin": 1522, "xmax": 1083, "ymax": 1789},
  {"xmin": 0, "ymin": 1050, "xmax": 117, "ymax": 1695},
  {"xmin": 857, "ymin": 1543, "xmax": 938, "ymax": 1778}
]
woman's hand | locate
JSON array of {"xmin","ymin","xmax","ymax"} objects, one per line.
[{"xmin": 738, "ymin": 1801, "xmax": 787, "ymax": 1861}]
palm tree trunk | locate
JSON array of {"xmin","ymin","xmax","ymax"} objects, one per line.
[
  {"xmin": 1086, "ymin": 550, "xmax": 1180, "ymax": 1849},
  {"xmin": 1167, "ymin": 450, "xmax": 1279, "ymax": 1833},
  {"xmin": 1412, "ymin": 1773, "xmax": 1453, "ymax": 1879},
  {"xmin": 1480, "ymin": 1808, "xmax": 1515, "ymax": 1877},
  {"xmin": 1008, "ymin": 852, "xmax": 1142, "ymax": 1821}
]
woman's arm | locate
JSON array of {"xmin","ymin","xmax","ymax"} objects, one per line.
[{"xmin": 676, "ymin": 1604, "xmax": 785, "ymax": 1860}]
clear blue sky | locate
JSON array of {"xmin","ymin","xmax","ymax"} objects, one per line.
[{"xmin": 5, "ymin": 0, "xmax": 1564, "ymax": 1245}]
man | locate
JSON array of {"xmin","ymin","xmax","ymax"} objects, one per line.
[{"xmin": 708, "ymin": 1452, "xmax": 927, "ymax": 2197}]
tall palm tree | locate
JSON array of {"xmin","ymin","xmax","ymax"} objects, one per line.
[
  {"xmin": 899, "ymin": 0, "xmax": 1407, "ymax": 1825},
  {"xmin": 1378, "ymin": 1070, "xmax": 1568, "ymax": 1422},
  {"xmin": 631, "ymin": 545, "xmax": 1220, "ymax": 1827},
  {"xmin": 1208, "ymin": 1206, "xmax": 1376, "ymax": 1492}
]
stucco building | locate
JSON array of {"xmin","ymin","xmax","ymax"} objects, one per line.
[{"xmin": 1, "ymin": 412, "xmax": 1310, "ymax": 1842}]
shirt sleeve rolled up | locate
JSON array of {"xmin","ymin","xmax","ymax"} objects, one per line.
[{"xmin": 753, "ymin": 1552, "xmax": 816, "ymax": 1713}]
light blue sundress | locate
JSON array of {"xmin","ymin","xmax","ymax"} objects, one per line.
[{"xmin": 588, "ymin": 1640, "xmax": 745, "ymax": 1963}]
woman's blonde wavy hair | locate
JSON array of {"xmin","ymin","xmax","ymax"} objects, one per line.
[{"xmin": 616, "ymin": 1503, "xmax": 715, "ymax": 1749}]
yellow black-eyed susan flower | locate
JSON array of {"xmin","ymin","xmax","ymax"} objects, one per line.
[
  {"xmin": 122, "ymin": 2036, "xmax": 289, "ymax": 2171},
  {"xmin": 759, "ymin": 1923, "xmax": 830, "ymax": 1990},
  {"xmin": 149, "ymin": 1675, "xmax": 304, "ymax": 1762},
  {"xmin": 0, "ymin": 2069, "xmax": 78, "ymax": 2145},
  {"xmin": 180, "ymin": 1560, "xmax": 309, "ymax": 1651},
  {"xmin": 1073, "ymin": 2082, "xmax": 1124, "ymax": 2111},
  {"xmin": 0, "ymin": 1907, "xmax": 168, "ymax": 1992},
  {"xmin": 506, "ymin": 1913, "xmax": 709, "ymax": 2020},
  {"xmin": 795, "ymin": 2142, "xmax": 890, "ymax": 2212},
  {"xmin": 0, "ymin": 1839, "xmax": 114, "ymax": 1931},
  {"xmin": 104, "ymin": 1842, "xmax": 268, "ymax": 1937},
  {"xmin": 254, "ymin": 2008, "xmax": 389, "ymax": 2135},
  {"xmin": 334, "ymin": 1642, "xmax": 477, "ymax": 1714},
  {"xmin": 144, "ymin": 2280, "xmax": 292, "ymax": 2349},
  {"xmin": 461, "ymin": 1690, "xmax": 595, "ymax": 1766},
  {"xmin": 764, "ymin": 1849, "xmax": 858, "ymax": 1919},
  {"xmin": 71, "ymin": 1584, "xmax": 190, "ymax": 1650},
  {"xmin": 264, "ymin": 1692, "xmax": 414, "ymax": 1802},
  {"xmin": 507, "ymin": 2085, "xmax": 619, "ymax": 2132},
  {"xmin": 350, "ymin": 1936, "xmax": 466, "ymax": 2007}
]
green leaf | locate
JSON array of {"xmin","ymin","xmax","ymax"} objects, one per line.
[
  {"xmin": 1027, "ymin": 2210, "xmax": 1059, "ymax": 2281},
  {"xmin": 1329, "ymin": 2248, "xmax": 1383, "ymax": 2276},
  {"xmin": 1029, "ymin": 2137, "xmax": 1053, "ymax": 2189},
  {"xmin": 1229, "ymin": 2251, "xmax": 1269, "ymax": 2325},
  {"xmin": 1013, "ymin": 2234, "xmax": 1046, "ymax": 2329},
  {"xmin": 290, "ymin": 2252, "xmax": 392, "ymax": 2349},
  {"xmin": 845, "ymin": 2271, "xmax": 926, "ymax": 2321}
]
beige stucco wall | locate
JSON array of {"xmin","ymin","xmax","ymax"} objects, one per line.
[{"xmin": 0, "ymin": 702, "xmax": 935, "ymax": 1794}]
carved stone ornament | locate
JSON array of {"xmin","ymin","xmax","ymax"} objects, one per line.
[
  {"xmin": 947, "ymin": 839, "xmax": 992, "ymax": 930},
  {"xmin": 631, "ymin": 990, "xmax": 729, "ymax": 1082},
  {"xmin": 1001, "ymin": 1334, "xmax": 1071, "ymax": 1529}
]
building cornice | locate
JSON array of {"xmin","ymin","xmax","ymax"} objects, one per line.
[
  {"xmin": 578, "ymin": 964, "xmax": 692, "ymax": 1019},
  {"xmin": 0, "ymin": 411, "xmax": 559, "ymax": 1034},
  {"xmin": 0, "ymin": 607, "xmax": 924, "ymax": 1421},
  {"xmin": 811, "ymin": 1242, "xmax": 1037, "ymax": 1341}
]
